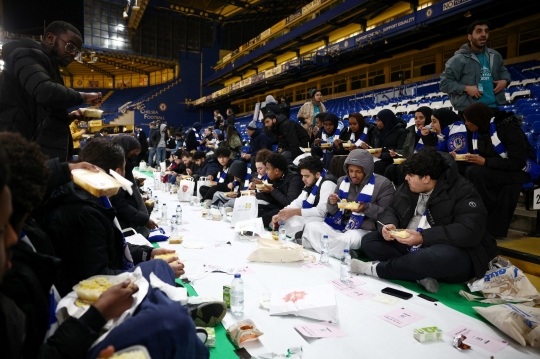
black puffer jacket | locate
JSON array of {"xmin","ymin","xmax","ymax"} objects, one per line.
[
  {"xmin": 467, "ymin": 111, "xmax": 535, "ymax": 182},
  {"xmin": 0, "ymin": 220, "xmax": 107, "ymax": 359},
  {"xmin": 370, "ymin": 120, "xmax": 408, "ymax": 163},
  {"xmin": 0, "ymin": 38, "xmax": 83, "ymax": 161},
  {"xmin": 256, "ymin": 169, "xmax": 304, "ymax": 208},
  {"xmin": 41, "ymin": 182, "xmax": 154, "ymax": 296},
  {"xmin": 272, "ymin": 115, "xmax": 310, "ymax": 159},
  {"xmin": 376, "ymin": 153, "xmax": 498, "ymax": 279},
  {"xmin": 263, "ymin": 102, "xmax": 281, "ymax": 116}
]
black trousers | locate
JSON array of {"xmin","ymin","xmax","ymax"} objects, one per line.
[
  {"xmin": 361, "ymin": 231, "xmax": 475, "ymax": 283},
  {"xmin": 199, "ymin": 185, "xmax": 219, "ymax": 201},
  {"xmin": 258, "ymin": 204, "xmax": 281, "ymax": 227},
  {"xmin": 384, "ymin": 164, "xmax": 406, "ymax": 187},
  {"xmin": 463, "ymin": 165, "xmax": 528, "ymax": 237}
]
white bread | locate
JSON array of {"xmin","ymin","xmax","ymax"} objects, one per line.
[{"xmin": 72, "ymin": 169, "xmax": 121, "ymax": 197}]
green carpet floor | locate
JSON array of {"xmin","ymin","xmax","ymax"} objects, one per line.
[{"xmin": 150, "ymin": 242, "xmax": 492, "ymax": 358}]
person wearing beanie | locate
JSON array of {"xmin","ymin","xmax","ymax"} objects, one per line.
[
  {"xmin": 242, "ymin": 120, "xmax": 270, "ymax": 168},
  {"xmin": 384, "ymin": 107, "xmax": 435, "ymax": 187},
  {"xmin": 368, "ymin": 109, "xmax": 407, "ymax": 176},
  {"xmin": 461, "ymin": 102, "xmax": 535, "ymax": 237},
  {"xmin": 335, "ymin": 113, "xmax": 376, "ymax": 156},
  {"xmin": 440, "ymin": 20, "xmax": 511, "ymax": 113},
  {"xmin": 297, "ymin": 89, "xmax": 327, "ymax": 127},
  {"xmin": 261, "ymin": 94, "xmax": 282, "ymax": 117},
  {"xmin": 210, "ymin": 160, "xmax": 251, "ymax": 205}
]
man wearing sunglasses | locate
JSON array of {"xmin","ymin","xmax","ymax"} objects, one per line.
[{"xmin": 0, "ymin": 21, "xmax": 102, "ymax": 162}]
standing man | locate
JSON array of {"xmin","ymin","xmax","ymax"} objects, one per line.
[
  {"xmin": 147, "ymin": 122, "xmax": 157, "ymax": 167},
  {"xmin": 0, "ymin": 21, "xmax": 102, "ymax": 161},
  {"xmin": 440, "ymin": 20, "xmax": 511, "ymax": 114},
  {"xmin": 226, "ymin": 108, "xmax": 235, "ymax": 127},
  {"xmin": 214, "ymin": 110, "xmax": 223, "ymax": 129}
]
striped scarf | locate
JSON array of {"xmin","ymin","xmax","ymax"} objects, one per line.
[
  {"xmin": 472, "ymin": 117, "xmax": 540, "ymax": 180},
  {"xmin": 233, "ymin": 167, "xmax": 252, "ymax": 191},
  {"xmin": 349, "ymin": 127, "xmax": 368, "ymax": 147},
  {"xmin": 194, "ymin": 130, "xmax": 205, "ymax": 151},
  {"xmin": 324, "ymin": 174, "xmax": 375, "ymax": 232},
  {"xmin": 414, "ymin": 129, "xmax": 426, "ymax": 153},
  {"xmin": 258, "ymin": 173, "xmax": 268, "ymax": 181},
  {"xmin": 302, "ymin": 170, "xmax": 326, "ymax": 209},
  {"xmin": 437, "ymin": 121, "xmax": 468, "ymax": 154},
  {"xmin": 218, "ymin": 168, "xmax": 229, "ymax": 183},
  {"xmin": 99, "ymin": 196, "xmax": 134, "ymax": 270},
  {"xmin": 321, "ymin": 126, "xmax": 341, "ymax": 153}
]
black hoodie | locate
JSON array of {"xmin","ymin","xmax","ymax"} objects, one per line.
[
  {"xmin": 0, "ymin": 38, "xmax": 84, "ymax": 161},
  {"xmin": 272, "ymin": 114, "xmax": 310, "ymax": 158}
]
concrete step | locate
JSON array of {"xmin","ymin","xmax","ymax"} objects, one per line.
[{"xmin": 510, "ymin": 206, "xmax": 537, "ymax": 233}]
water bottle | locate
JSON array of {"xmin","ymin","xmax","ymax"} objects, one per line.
[
  {"xmin": 231, "ymin": 274, "xmax": 244, "ymax": 315},
  {"xmin": 340, "ymin": 249, "xmax": 351, "ymax": 282},
  {"xmin": 320, "ymin": 235, "xmax": 330, "ymax": 264},
  {"xmin": 154, "ymin": 196, "xmax": 159, "ymax": 206},
  {"xmin": 176, "ymin": 205, "xmax": 182, "ymax": 224},
  {"xmin": 171, "ymin": 215, "xmax": 177, "ymax": 226},
  {"xmin": 278, "ymin": 221, "xmax": 286, "ymax": 241},
  {"xmin": 148, "ymin": 188, "xmax": 152, "ymax": 197},
  {"xmin": 161, "ymin": 203, "xmax": 167, "ymax": 221}
]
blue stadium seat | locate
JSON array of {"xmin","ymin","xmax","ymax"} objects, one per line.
[{"xmin": 523, "ymin": 108, "xmax": 540, "ymax": 117}]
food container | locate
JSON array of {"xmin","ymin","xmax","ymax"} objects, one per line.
[
  {"xmin": 337, "ymin": 201, "xmax": 360, "ymax": 210},
  {"xmin": 320, "ymin": 143, "xmax": 332, "ymax": 149},
  {"xmin": 255, "ymin": 183, "xmax": 273, "ymax": 190},
  {"xmin": 73, "ymin": 275, "xmax": 122, "ymax": 303},
  {"xmin": 82, "ymin": 108, "xmax": 103, "ymax": 118},
  {"xmin": 302, "ymin": 148, "xmax": 311, "ymax": 153},
  {"xmin": 389, "ymin": 230, "xmax": 411, "ymax": 239},
  {"xmin": 223, "ymin": 285, "xmax": 231, "ymax": 308},
  {"xmin": 342, "ymin": 141, "xmax": 353, "ymax": 148},
  {"xmin": 72, "ymin": 169, "xmax": 121, "ymax": 197},
  {"xmin": 367, "ymin": 148, "xmax": 382, "ymax": 154},
  {"xmin": 225, "ymin": 192, "xmax": 237, "ymax": 198},
  {"xmin": 109, "ymin": 345, "xmax": 151, "ymax": 359},
  {"xmin": 455, "ymin": 153, "xmax": 476, "ymax": 161},
  {"xmin": 393, "ymin": 158, "xmax": 406, "ymax": 164}
]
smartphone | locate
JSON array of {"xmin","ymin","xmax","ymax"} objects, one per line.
[
  {"xmin": 381, "ymin": 287, "xmax": 413, "ymax": 300},
  {"xmin": 418, "ymin": 293, "xmax": 439, "ymax": 302}
]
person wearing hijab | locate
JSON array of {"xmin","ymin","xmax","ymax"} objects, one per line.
[
  {"xmin": 335, "ymin": 113, "xmax": 376, "ymax": 156},
  {"xmin": 368, "ymin": 109, "xmax": 407, "ymax": 175},
  {"xmin": 279, "ymin": 95, "xmax": 291, "ymax": 119},
  {"xmin": 110, "ymin": 136, "xmax": 158, "ymax": 238},
  {"xmin": 384, "ymin": 107, "xmax": 435, "ymax": 186},
  {"xmin": 297, "ymin": 89, "xmax": 327, "ymax": 127},
  {"xmin": 185, "ymin": 122, "xmax": 203, "ymax": 152},
  {"xmin": 422, "ymin": 109, "xmax": 469, "ymax": 155},
  {"xmin": 461, "ymin": 102, "xmax": 535, "ymax": 237}
]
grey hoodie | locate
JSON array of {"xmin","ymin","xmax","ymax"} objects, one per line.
[
  {"xmin": 440, "ymin": 43, "xmax": 512, "ymax": 111},
  {"xmin": 327, "ymin": 149, "xmax": 395, "ymax": 231},
  {"xmin": 158, "ymin": 124, "xmax": 167, "ymax": 147}
]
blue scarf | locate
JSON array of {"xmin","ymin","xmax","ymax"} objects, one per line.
[
  {"xmin": 472, "ymin": 118, "xmax": 540, "ymax": 180},
  {"xmin": 349, "ymin": 127, "xmax": 368, "ymax": 147},
  {"xmin": 302, "ymin": 170, "xmax": 326, "ymax": 209},
  {"xmin": 233, "ymin": 167, "xmax": 252, "ymax": 191},
  {"xmin": 258, "ymin": 174, "xmax": 268, "ymax": 181},
  {"xmin": 409, "ymin": 210, "xmax": 431, "ymax": 252},
  {"xmin": 437, "ymin": 121, "xmax": 468, "ymax": 154},
  {"xmin": 324, "ymin": 174, "xmax": 375, "ymax": 232},
  {"xmin": 194, "ymin": 130, "xmax": 205, "ymax": 151},
  {"xmin": 99, "ymin": 196, "xmax": 134, "ymax": 270},
  {"xmin": 218, "ymin": 168, "xmax": 229, "ymax": 183}
]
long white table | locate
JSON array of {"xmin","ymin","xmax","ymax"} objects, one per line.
[{"xmin": 141, "ymin": 173, "xmax": 540, "ymax": 358}]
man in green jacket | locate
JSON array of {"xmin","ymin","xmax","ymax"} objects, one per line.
[{"xmin": 440, "ymin": 20, "xmax": 512, "ymax": 114}]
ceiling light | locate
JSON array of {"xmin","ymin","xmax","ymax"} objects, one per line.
[
  {"xmin": 123, "ymin": 11, "xmax": 128, "ymax": 18},
  {"xmin": 116, "ymin": 66, "xmax": 119, "ymax": 69},
  {"xmin": 117, "ymin": 24, "xmax": 125, "ymax": 31}
]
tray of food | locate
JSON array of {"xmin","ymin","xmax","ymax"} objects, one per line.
[
  {"xmin": 73, "ymin": 275, "xmax": 125, "ymax": 303},
  {"xmin": 320, "ymin": 143, "xmax": 332, "ymax": 149},
  {"xmin": 82, "ymin": 108, "xmax": 103, "ymax": 118},
  {"xmin": 389, "ymin": 230, "xmax": 411, "ymax": 239},
  {"xmin": 301, "ymin": 147, "xmax": 311, "ymax": 153},
  {"xmin": 337, "ymin": 200, "xmax": 360, "ymax": 210},
  {"xmin": 342, "ymin": 141, "xmax": 353, "ymax": 148},
  {"xmin": 72, "ymin": 169, "xmax": 121, "ymax": 197},
  {"xmin": 108, "ymin": 345, "xmax": 150, "ymax": 359},
  {"xmin": 455, "ymin": 153, "xmax": 477, "ymax": 161},
  {"xmin": 225, "ymin": 192, "xmax": 238, "ymax": 198},
  {"xmin": 255, "ymin": 183, "xmax": 273, "ymax": 190},
  {"xmin": 367, "ymin": 148, "xmax": 382, "ymax": 154},
  {"xmin": 393, "ymin": 158, "xmax": 406, "ymax": 165}
]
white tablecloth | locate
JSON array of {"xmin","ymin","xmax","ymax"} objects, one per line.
[{"xmin": 140, "ymin": 173, "xmax": 540, "ymax": 358}]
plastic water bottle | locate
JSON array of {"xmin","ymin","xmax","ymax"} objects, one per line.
[
  {"xmin": 171, "ymin": 215, "xmax": 177, "ymax": 226},
  {"xmin": 176, "ymin": 205, "xmax": 182, "ymax": 224},
  {"xmin": 161, "ymin": 203, "xmax": 167, "ymax": 221},
  {"xmin": 278, "ymin": 221, "xmax": 286, "ymax": 241},
  {"xmin": 154, "ymin": 196, "xmax": 159, "ymax": 206},
  {"xmin": 231, "ymin": 274, "xmax": 244, "ymax": 315},
  {"xmin": 320, "ymin": 235, "xmax": 330, "ymax": 264},
  {"xmin": 148, "ymin": 188, "xmax": 152, "ymax": 197},
  {"xmin": 340, "ymin": 249, "xmax": 351, "ymax": 282}
]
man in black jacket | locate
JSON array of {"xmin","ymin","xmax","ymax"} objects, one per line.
[
  {"xmin": 263, "ymin": 113, "xmax": 310, "ymax": 163},
  {"xmin": 0, "ymin": 134, "xmax": 137, "ymax": 359},
  {"xmin": 355, "ymin": 148, "xmax": 498, "ymax": 293},
  {"xmin": 41, "ymin": 139, "xmax": 183, "ymax": 296},
  {"xmin": 257, "ymin": 153, "xmax": 304, "ymax": 227},
  {"xmin": 0, "ymin": 21, "xmax": 102, "ymax": 162}
]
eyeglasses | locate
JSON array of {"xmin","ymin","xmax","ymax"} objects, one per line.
[{"xmin": 57, "ymin": 37, "xmax": 82, "ymax": 62}]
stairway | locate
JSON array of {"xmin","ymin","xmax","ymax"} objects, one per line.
[{"xmin": 145, "ymin": 78, "xmax": 182, "ymax": 101}]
